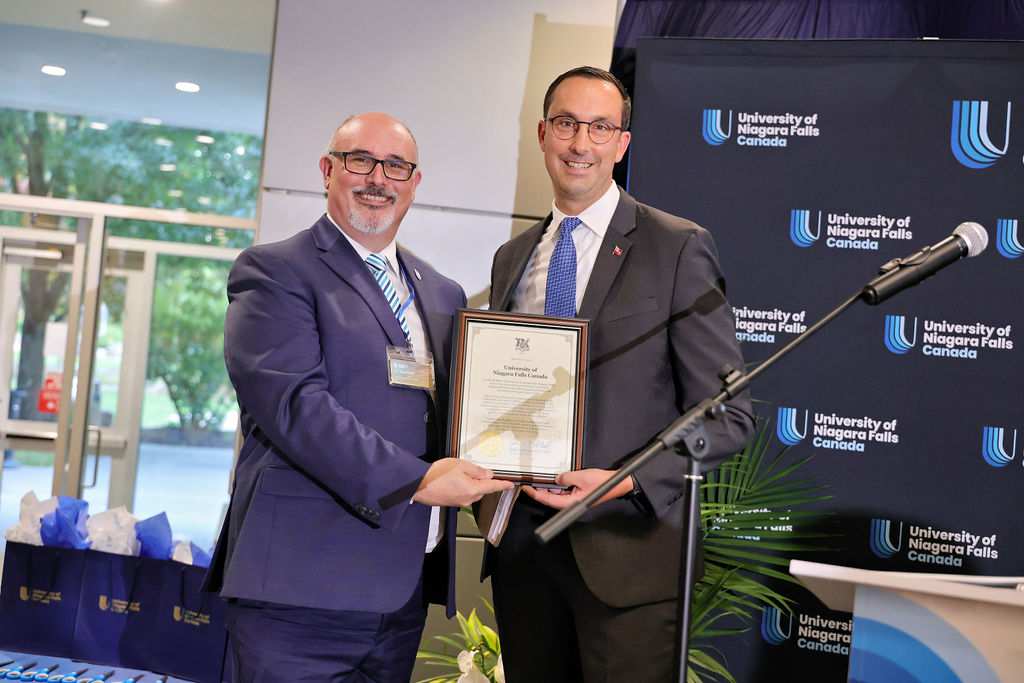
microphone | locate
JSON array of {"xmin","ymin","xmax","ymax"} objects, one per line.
[{"xmin": 861, "ymin": 222, "xmax": 988, "ymax": 305}]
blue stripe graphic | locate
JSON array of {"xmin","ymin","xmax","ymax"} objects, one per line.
[
  {"xmin": 789, "ymin": 209, "xmax": 820, "ymax": 247},
  {"xmin": 761, "ymin": 607, "xmax": 791, "ymax": 645},
  {"xmin": 850, "ymin": 589, "xmax": 1000, "ymax": 683},
  {"xmin": 884, "ymin": 315, "xmax": 916, "ymax": 355},
  {"xmin": 869, "ymin": 518, "xmax": 902, "ymax": 558},
  {"xmin": 776, "ymin": 407, "xmax": 807, "ymax": 446},
  {"xmin": 996, "ymin": 219, "xmax": 1024, "ymax": 258},
  {"xmin": 951, "ymin": 100, "xmax": 1011, "ymax": 169},
  {"xmin": 702, "ymin": 109, "xmax": 731, "ymax": 145},
  {"xmin": 982, "ymin": 426, "xmax": 1016, "ymax": 467}
]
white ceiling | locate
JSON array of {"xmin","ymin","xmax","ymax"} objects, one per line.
[{"xmin": 0, "ymin": 0, "xmax": 275, "ymax": 135}]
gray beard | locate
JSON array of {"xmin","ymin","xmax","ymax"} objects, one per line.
[
  {"xmin": 347, "ymin": 206, "xmax": 394, "ymax": 235},
  {"xmin": 347, "ymin": 185, "xmax": 397, "ymax": 235}
]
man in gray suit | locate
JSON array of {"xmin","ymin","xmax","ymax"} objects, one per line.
[{"xmin": 484, "ymin": 66, "xmax": 755, "ymax": 681}]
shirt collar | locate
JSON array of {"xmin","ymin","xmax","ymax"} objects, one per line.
[
  {"xmin": 550, "ymin": 182, "xmax": 620, "ymax": 239},
  {"xmin": 326, "ymin": 212, "xmax": 400, "ymax": 272}
]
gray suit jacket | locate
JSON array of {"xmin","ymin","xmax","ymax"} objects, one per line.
[{"xmin": 488, "ymin": 187, "xmax": 755, "ymax": 606}]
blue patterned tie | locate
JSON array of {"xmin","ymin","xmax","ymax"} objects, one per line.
[
  {"xmin": 365, "ymin": 253, "xmax": 411, "ymax": 341},
  {"xmin": 545, "ymin": 216, "xmax": 581, "ymax": 317}
]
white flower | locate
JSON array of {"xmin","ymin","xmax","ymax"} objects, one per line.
[
  {"xmin": 494, "ymin": 654, "xmax": 505, "ymax": 683},
  {"xmin": 457, "ymin": 650, "xmax": 476, "ymax": 673},
  {"xmin": 456, "ymin": 650, "xmax": 490, "ymax": 683}
]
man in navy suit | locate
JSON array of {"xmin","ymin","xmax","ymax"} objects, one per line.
[
  {"xmin": 484, "ymin": 67, "xmax": 755, "ymax": 680},
  {"xmin": 205, "ymin": 112, "xmax": 512, "ymax": 682}
]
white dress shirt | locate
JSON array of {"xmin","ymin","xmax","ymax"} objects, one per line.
[{"xmin": 510, "ymin": 183, "xmax": 621, "ymax": 315}]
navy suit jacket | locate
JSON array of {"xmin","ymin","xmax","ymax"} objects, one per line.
[
  {"xmin": 205, "ymin": 215, "xmax": 465, "ymax": 617},
  {"xmin": 487, "ymin": 188, "xmax": 755, "ymax": 607}
]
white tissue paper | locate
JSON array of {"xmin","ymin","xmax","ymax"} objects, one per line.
[
  {"xmin": 86, "ymin": 505, "xmax": 141, "ymax": 555},
  {"xmin": 3, "ymin": 491, "xmax": 59, "ymax": 545},
  {"xmin": 171, "ymin": 540, "xmax": 195, "ymax": 565}
]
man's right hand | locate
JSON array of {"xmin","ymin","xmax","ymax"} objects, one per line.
[{"xmin": 412, "ymin": 458, "xmax": 513, "ymax": 507}]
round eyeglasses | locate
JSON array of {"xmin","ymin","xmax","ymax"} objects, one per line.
[
  {"xmin": 546, "ymin": 116, "xmax": 623, "ymax": 144},
  {"xmin": 329, "ymin": 151, "xmax": 417, "ymax": 181}
]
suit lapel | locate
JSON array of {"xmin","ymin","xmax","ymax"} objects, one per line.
[
  {"xmin": 312, "ymin": 216, "xmax": 408, "ymax": 348},
  {"xmin": 492, "ymin": 217, "xmax": 549, "ymax": 311},
  {"xmin": 397, "ymin": 249, "xmax": 445, "ymax": 358},
  {"xmin": 578, "ymin": 189, "xmax": 636, "ymax": 320}
]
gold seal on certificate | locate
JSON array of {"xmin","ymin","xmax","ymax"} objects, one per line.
[{"xmin": 448, "ymin": 309, "xmax": 587, "ymax": 483}]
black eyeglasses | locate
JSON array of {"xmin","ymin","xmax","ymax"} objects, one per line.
[
  {"xmin": 546, "ymin": 116, "xmax": 623, "ymax": 144},
  {"xmin": 328, "ymin": 151, "xmax": 417, "ymax": 181}
]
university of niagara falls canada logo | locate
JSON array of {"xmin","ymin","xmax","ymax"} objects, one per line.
[
  {"xmin": 869, "ymin": 518, "xmax": 903, "ymax": 559},
  {"xmin": 761, "ymin": 606, "xmax": 792, "ymax": 645},
  {"xmin": 982, "ymin": 426, "xmax": 1017, "ymax": 467},
  {"xmin": 996, "ymin": 219, "xmax": 1024, "ymax": 258},
  {"xmin": 702, "ymin": 109, "xmax": 732, "ymax": 145},
  {"xmin": 951, "ymin": 100, "xmax": 1011, "ymax": 169},
  {"xmin": 883, "ymin": 315, "xmax": 917, "ymax": 355},
  {"xmin": 514, "ymin": 337, "xmax": 529, "ymax": 352},
  {"xmin": 789, "ymin": 210, "xmax": 821, "ymax": 248},
  {"xmin": 776, "ymin": 407, "xmax": 808, "ymax": 446}
]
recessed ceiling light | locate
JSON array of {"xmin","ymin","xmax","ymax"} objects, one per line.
[
  {"xmin": 89, "ymin": 122, "xmax": 108, "ymax": 131},
  {"xmin": 81, "ymin": 11, "xmax": 111, "ymax": 28},
  {"xmin": 195, "ymin": 135, "xmax": 215, "ymax": 144},
  {"xmin": 159, "ymin": 164, "xmax": 177, "ymax": 172},
  {"xmin": 154, "ymin": 137, "xmax": 173, "ymax": 147},
  {"xmin": 235, "ymin": 146, "xmax": 246, "ymax": 156},
  {"xmin": 41, "ymin": 65, "xmax": 67, "ymax": 77},
  {"xmin": 175, "ymin": 81, "xmax": 200, "ymax": 93},
  {"xmin": 141, "ymin": 117, "xmax": 162, "ymax": 126}
]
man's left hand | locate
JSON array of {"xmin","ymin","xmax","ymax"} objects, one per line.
[{"xmin": 522, "ymin": 468, "xmax": 635, "ymax": 509}]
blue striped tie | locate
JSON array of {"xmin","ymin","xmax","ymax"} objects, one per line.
[
  {"xmin": 365, "ymin": 253, "xmax": 411, "ymax": 341},
  {"xmin": 545, "ymin": 216, "xmax": 581, "ymax": 317}
]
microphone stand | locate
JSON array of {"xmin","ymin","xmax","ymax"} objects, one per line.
[{"xmin": 535, "ymin": 288, "xmax": 866, "ymax": 682}]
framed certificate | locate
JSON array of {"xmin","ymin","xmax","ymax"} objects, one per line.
[{"xmin": 448, "ymin": 309, "xmax": 588, "ymax": 483}]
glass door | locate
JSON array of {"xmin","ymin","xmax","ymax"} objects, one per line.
[
  {"xmin": 0, "ymin": 213, "xmax": 98, "ymax": 542},
  {"xmin": 1, "ymin": 195, "xmax": 254, "ymax": 554}
]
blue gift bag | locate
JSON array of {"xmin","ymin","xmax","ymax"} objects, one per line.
[
  {"xmin": 70, "ymin": 550, "xmax": 163, "ymax": 668},
  {"xmin": 148, "ymin": 560, "xmax": 229, "ymax": 682},
  {"xmin": 0, "ymin": 541, "xmax": 85, "ymax": 657}
]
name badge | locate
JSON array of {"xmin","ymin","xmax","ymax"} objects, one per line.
[{"xmin": 387, "ymin": 345, "xmax": 435, "ymax": 390}]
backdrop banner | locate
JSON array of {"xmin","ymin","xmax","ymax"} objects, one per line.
[{"xmin": 629, "ymin": 38, "xmax": 1024, "ymax": 682}]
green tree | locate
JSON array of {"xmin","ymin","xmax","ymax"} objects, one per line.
[
  {"xmin": 148, "ymin": 256, "xmax": 235, "ymax": 441},
  {"xmin": 1, "ymin": 106, "xmax": 260, "ymax": 434},
  {"xmin": 0, "ymin": 110, "xmax": 73, "ymax": 421}
]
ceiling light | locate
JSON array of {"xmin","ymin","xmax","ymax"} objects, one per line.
[
  {"xmin": 141, "ymin": 117, "xmax": 162, "ymax": 126},
  {"xmin": 235, "ymin": 146, "xmax": 246, "ymax": 155},
  {"xmin": 175, "ymin": 81, "xmax": 200, "ymax": 93},
  {"xmin": 195, "ymin": 135, "xmax": 215, "ymax": 144},
  {"xmin": 41, "ymin": 65, "xmax": 67, "ymax": 77},
  {"xmin": 80, "ymin": 10, "xmax": 111, "ymax": 28},
  {"xmin": 89, "ymin": 122, "xmax": 108, "ymax": 131},
  {"xmin": 167, "ymin": 189, "xmax": 184, "ymax": 198},
  {"xmin": 154, "ymin": 137, "xmax": 173, "ymax": 147},
  {"xmin": 159, "ymin": 164, "xmax": 177, "ymax": 172},
  {"xmin": 197, "ymin": 196, "xmax": 212, "ymax": 205}
]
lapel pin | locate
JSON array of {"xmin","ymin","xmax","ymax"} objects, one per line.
[
  {"xmin": 613, "ymin": 246, "xmax": 623, "ymax": 256},
  {"xmin": 414, "ymin": 268, "xmax": 422, "ymax": 280}
]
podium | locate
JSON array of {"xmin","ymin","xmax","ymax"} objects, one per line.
[{"xmin": 790, "ymin": 560, "xmax": 1024, "ymax": 683}]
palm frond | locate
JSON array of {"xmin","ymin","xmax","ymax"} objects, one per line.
[{"xmin": 687, "ymin": 414, "xmax": 835, "ymax": 681}]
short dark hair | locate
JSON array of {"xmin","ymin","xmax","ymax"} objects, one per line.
[{"xmin": 542, "ymin": 66, "xmax": 631, "ymax": 131}]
